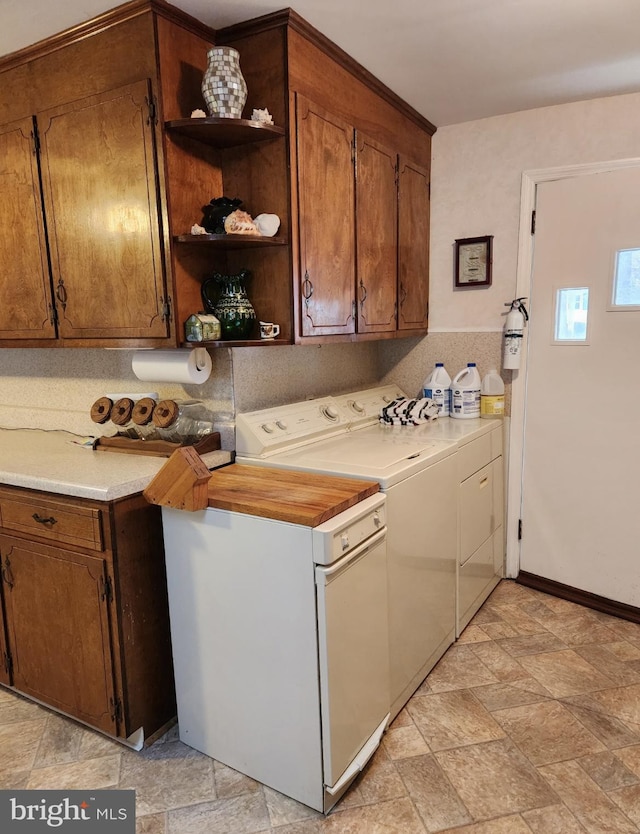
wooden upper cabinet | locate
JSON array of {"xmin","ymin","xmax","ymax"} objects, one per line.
[
  {"xmin": 0, "ymin": 535, "xmax": 117, "ymax": 734},
  {"xmin": 296, "ymin": 95, "xmax": 356, "ymax": 337},
  {"xmin": 38, "ymin": 80, "xmax": 169, "ymax": 341},
  {"xmin": 356, "ymin": 134, "xmax": 398, "ymax": 333},
  {"xmin": 0, "ymin": 117, "xmax": 56, "ymax": 341},
  {"xmin": 398, "ymin": 157, "xmax": 430, "ymax": 331}
]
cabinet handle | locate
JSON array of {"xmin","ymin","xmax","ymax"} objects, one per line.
[
  {"xmin": 32, "ymin": 513, "xmax": 58, "ymax": 527},
  {"xmin": 1, "ymin": 557, "xmax": 14, "ymax": 589},
  {"xmin": 302, "ymin": 271, "xmax": 314, "ymax": 301},
  {"xmin": 399, "ymin": 282, "xmax": 408, "ymax": 306},
  {"xmin": 359, "ymin": 279, "xmax": 367, "ymax": 306},
  {"xmin": 55, "ymin": 279, "xmax": 68, "ymax": 311}
]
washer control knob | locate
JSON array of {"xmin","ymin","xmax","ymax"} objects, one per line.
[
  {"xmin": 340, "ymin": 533, "xmax": 350, "ymax": 551},
  {"xmin": 323, "ymin": 405, "xmax": 340, "ymax": 421},
  {"xmin": 261, "ymin": 422, "xmax": 276, "ymax": 434},
  {"xmin": 352, "ymin": 400, "xmax": 365, "ymax": 413},
  {"xmin": 275, "ymin": 420, "xmax": 288, "ymax": 430}
]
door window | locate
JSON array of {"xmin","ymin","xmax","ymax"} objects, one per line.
[
  {"xmin": 610, "ymin": 248, "xmax": 640, "ymax": 310},
  {"xmin": 554, "ymin": 287, "xmax": 589, "ymax": 343}
]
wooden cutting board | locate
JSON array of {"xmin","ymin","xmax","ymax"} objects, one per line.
[{"xmin": 206, "ymin": 464, "xmax": 379, "ymax": 527}]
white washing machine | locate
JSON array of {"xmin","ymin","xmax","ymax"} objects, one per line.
[{"xmin": 236, "ymin": 385, "xmax": 460, "ymax": 718}]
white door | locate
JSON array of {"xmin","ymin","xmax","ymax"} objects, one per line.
[{"xmin": 520, "ymin": 166, "xmax": 640, "ymax": 607}]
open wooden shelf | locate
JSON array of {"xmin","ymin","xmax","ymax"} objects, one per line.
[
  {"xmin": 181, "ymin": 338, "xmax": 289, "ymax": 348},
  {"xmin": 174, "ymin": 233, "xmax": 287, "ymax": 248},
  {"xmin": 165, "ymin": 117, "xmax": 285, "ymax": 147}
]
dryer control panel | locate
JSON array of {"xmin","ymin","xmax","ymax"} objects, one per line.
[{"xmin": 235, "ymin": 397, "xmax": 351, "ymax": 457}]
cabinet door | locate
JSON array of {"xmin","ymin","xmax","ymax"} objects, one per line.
[
  {"xmin": 355, "ymin": 134, "xmax": 397, "ymax": 333},
  {"xmin": 38, "ymin": 80, "xmax": 169, "ymax": 341},
  {"xmin": 398, "ymin": 157, "xmax": 430, "ymax": 331},
  {"xmin": 0, "ymin": 536, "xmax": 118, "ymax": 735},
  {"xmin": 296, "ymin": 95, "xmax": 356, "ymax": 336},
  {"xmin": 0, "ymin": 591, "xmax": 10, "ymax": 687},
  {"xmin": 0, "ymin": 118, "xmax": 56, "ymax": 341}
]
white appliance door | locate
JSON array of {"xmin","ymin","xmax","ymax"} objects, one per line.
[
  {"xmin": 315, "ymin": 529, "xmax": 390, "ymax": 788},
  {"xmin": 520, "ymin": 168, "xmax": 640, "ymax": 606}
]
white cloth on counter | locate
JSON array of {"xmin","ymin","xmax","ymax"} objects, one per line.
[{"xmin": 379, "ymin": 397, "xmax": 439, "ymax": 426}]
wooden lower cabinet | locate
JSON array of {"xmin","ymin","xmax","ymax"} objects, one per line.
[
  {"xmin": 0, "ymin": 487, "xmax": 176, "ymax": 743},
  {"xmin": 0, "ymin": 592, "xmax": 10, "ymax": 687},
  {"xmin": 0, "ymin": 536, "xmax": 118, "ymax": 734}
]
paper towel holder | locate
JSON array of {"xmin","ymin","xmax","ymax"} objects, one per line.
[{"xmin": 193, "ymin": 347, "xmax": 209, "ymax": 372}]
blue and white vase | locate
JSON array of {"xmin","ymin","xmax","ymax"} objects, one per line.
[{"xmin": 201, "ymin": 47, "xmax": 248, "ymax": 119}]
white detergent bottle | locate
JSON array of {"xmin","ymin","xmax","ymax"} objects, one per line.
[
  {"xmin": 422, "ymin": 362, "xmax": 451, "ymax": 416},
  {"xmin": 451, "ymin": 363, "xmax": 481, "ymax": 419},
  {"xmin": 481, "ymin": 369, "xmax": 505, "ymax": 418}
]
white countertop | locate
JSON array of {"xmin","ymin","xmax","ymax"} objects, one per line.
[
  {"xmin": 421, "ymin": 416, "xmax": 503, "ymax": 445},
  {"xmin": 0, "ymin": 428, "xmax": 233, "ymax": 501}
]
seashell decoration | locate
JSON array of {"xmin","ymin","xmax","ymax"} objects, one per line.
[
  {"xmin": 253, "ymin": 213, "xmax": 281, "ymax": 237},
  {"xmin": 251, "ymin": 108, "xmax": 274, "ymax": 125}
]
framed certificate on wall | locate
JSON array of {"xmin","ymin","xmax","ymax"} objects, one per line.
[{"xmin": 455, "ymin": 236, "xmax": 493, "ymax": 288}]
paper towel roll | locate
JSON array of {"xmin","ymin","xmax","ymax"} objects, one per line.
[{"xmin": 131, "ymin": 349, "xmax": 212, "ymax": 384}]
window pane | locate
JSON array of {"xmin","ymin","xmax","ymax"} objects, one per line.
[
  {"xmin": 555, "ymin": 287, "xmax": 589, "ymax": 341},
  {"xmin": 613, "ymin": 248, "xmax": 640, "ymax": 306}
]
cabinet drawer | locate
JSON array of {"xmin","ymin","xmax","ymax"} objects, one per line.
[
  {"xmin": 0, "ymin": 494, "xmax": 104, "ymax": 551},
  {"xmin": 458, "ymin": 533, "xmax": 501, "ymax": 634},
  {"xmin": 457, "ymin": 433, "xmax": 492, "ymax": 482},
  {"xmin": 459, "ymin": 462, "xmax": 494, "ymax": 564},
  {"xmin": 491, "ymin": 425, "xmax": 503, "ymax": 460}
]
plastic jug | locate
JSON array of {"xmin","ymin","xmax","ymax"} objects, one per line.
[
  {"xmin": 451, "ymin": 363, "xmax": 481, "ymax": 419},
  {"xmin": 481, "ymin": 369, "xmax": 505, "ymax": 419},
  {"xmin": 422, "ymin": 362, "xmax": 451, "ymax": 417}
]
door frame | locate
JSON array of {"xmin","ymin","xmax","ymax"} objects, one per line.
[{"xmin": 506, "ymin": 156, "xmax": 640, "ymax": 578}]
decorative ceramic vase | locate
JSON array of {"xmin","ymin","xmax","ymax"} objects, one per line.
[
  {"xmin": 202, "ymin": 270, "xmax": 256, "ymax": 340},
  {"xmin": 201, "ymin": 47, "xmax": 248, "ymax": 119},
  {"xmin": 201, "ymin": 196, "xmax": 243, "ymax": 234}
]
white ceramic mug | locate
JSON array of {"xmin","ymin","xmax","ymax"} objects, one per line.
[{"xmin": 259, "ymin": 321, "xmax": 280, "ymax": 339}]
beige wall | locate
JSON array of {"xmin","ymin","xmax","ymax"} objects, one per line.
[{"xmin": 2, "ymin": 89, "xmax": 640, "ymax": 442}]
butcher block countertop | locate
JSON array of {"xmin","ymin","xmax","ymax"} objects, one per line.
[
  {"xmin": 143, "ymin": 451, "xmax": 380, "ymax": 526},
  {"xmin": 206, "ymin": 464, "xmax": 379, "ymax": 526}
]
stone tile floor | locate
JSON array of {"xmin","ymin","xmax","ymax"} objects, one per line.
[{"xmin": 2, "ymin": 579, "xmax": 640, "ymax": 833}]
